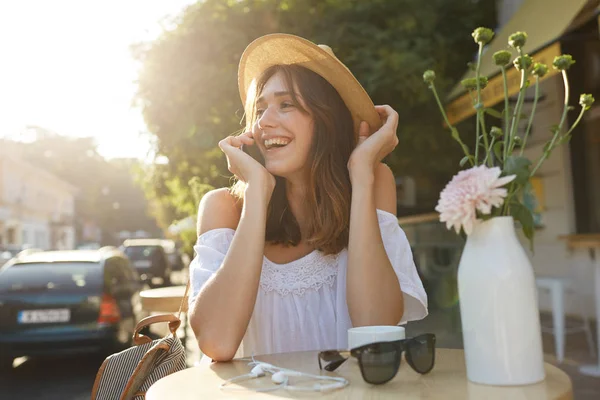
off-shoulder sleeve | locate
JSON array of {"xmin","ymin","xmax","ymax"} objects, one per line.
[
  {"xmin": 188, "ymin": 228, "xmax": 235, "ymax": 310},
  {"xmin": 377, "ymin": 209, "xmax": 428, "ymax": 324}
]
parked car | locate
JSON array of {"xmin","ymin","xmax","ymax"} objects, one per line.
[
  {"xmin": 0, "ymin": 247, "xmax": 149, "ymax": 371},
  {"xmin": 160, "ymin": 239, "xmax": 187, "ymax": 272},
  {"xmin": 121, "ymin": 239, "xmax": 172, "ymax": 287},
  {"xmin": 0, "ymin": 245, "xmax": 42, "ymax": 268}
]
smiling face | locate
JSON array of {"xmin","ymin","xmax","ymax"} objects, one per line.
[
  {"xmin": 249, "ymin": 70, "xmax": 315, "ymax": 179},
  {"xmin": 239, "ymin": 64, "xmax": 357, "ymax": 254}
]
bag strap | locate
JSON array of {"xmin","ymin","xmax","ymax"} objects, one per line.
[
  {"xmin": 119, "ymin": 342, "xmax": 171, "ymax": 400},
  {"xmin": 177, "ymin": 280, "xmax": 190, "ymax": 320},
  {"xmin": 133, "ymin": 314, "xmax": 181, "ymax": 345},
  {"xmin": 132, "ymin": 280, "xmax": 191, "ymax": 345}
]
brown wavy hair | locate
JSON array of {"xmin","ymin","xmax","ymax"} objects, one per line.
[{"xmin": 232, "ymin": 64, "xmax": 356, "ymax": 254}]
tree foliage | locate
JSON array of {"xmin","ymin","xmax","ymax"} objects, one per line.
[
  {"xmin": 133, "ymin": 0, "xmax": 497, "ymax": 246},
  {"xmin": 16, "ymin": 128, "xmax": 160, "ymax": 246}
]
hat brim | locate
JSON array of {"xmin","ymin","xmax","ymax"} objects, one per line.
[{"xmin": 238, "ymin": 33, "xmax": 382, "ymax": 137}]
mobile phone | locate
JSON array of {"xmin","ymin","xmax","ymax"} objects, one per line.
[{"xmin": 241, "ymin": 143, "xmax": 265, "ymax": 166}]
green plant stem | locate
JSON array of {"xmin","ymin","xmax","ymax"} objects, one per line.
[
  {"xmin": 480, "ymin": 113, "xmax": 490, "ymax": 165},
  {"xmin": 430, "ymin": 82, "xmax": 455, "ymax": 129},
  {"xmin": 501, "ymin": 67, "xmax": 510, "ymax": 160},
  {"xmin": 531, "ymin": 106, "xmax": 585, "ymax": 176},
  {"xmin": 474, "ymin": 43, "xmax": 484, "ymax": 165},
  {"xmin": 506, "ymin": 49, "xmax": 528, "ymax": 159},
  {"xmin": 509, "ymin": 68, "xmax": 531, "ymax": 155},
  {"xmin": 562, "ymin": 106, "xmax": 586, "ymax": 137},
  {"xmin": 556, "ymin": 70, "xmax": 570, "ymax": 134},
  {"xmin": 502, "ymin": 182, "xmax": 516, "ymax": 215},
  {"xmin": 430, "ymin": 83, "xmax": 473, "ymax": 165},
  {"xmin": 531, "ymin": 70, "xmax": 570, "ymax": 176},
  {"xmin": 468, "ymin": 91, "xmax": 476, "ymax": 104},
  {"xmin": 469, "ymin": 90, "xmax": 491, "ymax": 166},
  {"xmin": 506, "ymin": 68, "xmax": 526, "ymax": 159},
  {"xmin": 483, "ymin": 136, "xmax": 496, "ymax": 166},
  {"xmin": 520, "ymin": 76, "xmax": 540, "ymax": 156}
]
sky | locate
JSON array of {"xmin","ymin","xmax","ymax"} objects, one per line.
[{"xmin": 0, "ymin": 0, "xmax": 196, "ymax": 161}]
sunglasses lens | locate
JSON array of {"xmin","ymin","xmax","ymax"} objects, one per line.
[
  {"xmin": 358, "ymin": 343, "xmax": 400, "ymax": 385},
  {"xmin": 406, "ymin": 335, "xmax": 435, "ymax": 374}
]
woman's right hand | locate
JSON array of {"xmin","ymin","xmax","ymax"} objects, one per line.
[{"xmin": 218, "ymin": 131, "xmax": 275, "ymax": 193}]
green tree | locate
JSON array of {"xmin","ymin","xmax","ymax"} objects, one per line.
[
  {"xmin": 16, "ymin": 128, "xmax": 161, "ymax": 246},
  {"xmin": 133, "ymin": 0, "xmax": 496, "ymax": 248}
]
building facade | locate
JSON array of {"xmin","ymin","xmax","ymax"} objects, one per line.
[{"xmin": 0, "ymin": 152, "xmax": 77, "ymax": 250}]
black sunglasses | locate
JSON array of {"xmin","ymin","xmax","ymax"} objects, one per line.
[{"xmin": 318, "ymin": 333, "xmax": 436, "ymax": 385}]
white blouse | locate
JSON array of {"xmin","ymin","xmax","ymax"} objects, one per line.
[{"xmin": 188, "ymin": 209, "xmax": 428, "ymax": 358}]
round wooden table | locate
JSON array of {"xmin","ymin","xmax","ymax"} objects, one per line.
[
  {"xmin": 140, "ymin": 285, "xmax": 188, "ymax": 313},
  {"xmin": 146, "ymin": 348, "xmax": 573, "ymax": 399}
]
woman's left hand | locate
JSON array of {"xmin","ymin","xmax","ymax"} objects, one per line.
[{"xmin": 348, "ymin": 105, "xmax": 399, "ymax": 178}]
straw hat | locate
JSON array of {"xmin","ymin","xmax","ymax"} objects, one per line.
[{"xmin": 238, "ymin": 33, "xmax": 382, "ymax": 137}]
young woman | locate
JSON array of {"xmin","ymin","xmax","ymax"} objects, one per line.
[{"xmin": 188, "ymin": 34, "xmax": 427, "ymax": 361}]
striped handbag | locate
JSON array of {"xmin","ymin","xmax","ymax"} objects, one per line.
[{"xmin": 90, "ymin": 284, "xmax": 189, "ymax": 400}]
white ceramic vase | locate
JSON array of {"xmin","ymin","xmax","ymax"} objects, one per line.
[{"xmin": 458, "ymin": 216, "xmax": 545, "ymax": 385}]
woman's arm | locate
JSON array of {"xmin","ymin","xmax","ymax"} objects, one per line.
[
  {"xmin": 346, "ymin": 105, "xmax": 404, "ymax": 326},
  {"xmin": 189, "ymin": 132, "xmax": 275, "ymax": 361},
  {"xmin": 189, "ymin": 184, "xmax": 271, "ymax": 361},
  {"xmin": 346, "ymin": 163, "xmax": 404, "ymax": 326}
]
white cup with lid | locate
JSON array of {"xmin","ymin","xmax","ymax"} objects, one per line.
[{"xmin": 348, "ymin": 325, "xmax": 406, "ymax": 349}]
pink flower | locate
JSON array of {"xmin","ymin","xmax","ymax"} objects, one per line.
[{"xmin": 435, "ymin": 165, "xmax": 516, "ymax": 235}]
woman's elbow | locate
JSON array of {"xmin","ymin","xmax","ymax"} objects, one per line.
[
  {"xmin": 197, "ymin": 336, "xmax": 238, "ymax": 362},
  {"xmin": 188, "ymin": 302, "xmax": 240, "ymax": 361}
]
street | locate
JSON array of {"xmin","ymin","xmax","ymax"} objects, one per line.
[
  {"xmin": 0, "ymin": 320, "xmax": 197, "ymax": 400},
  {"xmin": 0, "ymin": 271, "xmax": 198, "ymax": 400},
  {"xmin": 0, "ymin": 353, "xmax": 105, "ymax": 400}
]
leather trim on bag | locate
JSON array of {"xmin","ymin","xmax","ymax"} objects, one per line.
[
  {"xmin": 90, "ymin": 356, "xmax": 110, "ymax": 400},
  {"xmin": 133, "ymin": 314, "xmax": 180, "ymax": 345},
  {"xmin": 120, "ymin": 343, "xmax": 170, "ymax": 400}
]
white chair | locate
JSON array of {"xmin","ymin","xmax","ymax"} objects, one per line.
[{"xmin": 535, "ymin": 275, "xmax": 596, "ymax": 363}]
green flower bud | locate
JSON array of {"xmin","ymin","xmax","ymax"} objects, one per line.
[
  {"xmin": 493, "ymin": 50, "xmax": 512, "ymax": 66},
  {"xmin": 490, "ymin": 126, "xmax": 503, "ymax": 138},
  {"xmin": 472, "ymin": 27, "xmax": 494, "ymax": 45},
  {"xmin": 531, "ymin": 63, "xmax": 548, "ymax": 78},
  {"xmin": 513, "ymin": 136, "xmax": 523, "ymax": 147},
  {"xmin": 461, "ymin": 76, "xmax": 488, "ymax": 91},
  {"xmin": 513, "ymin": 54, "xmax": 533, "ymax": 71},
  {"xmin": 580, "ymin": 94, "xmax": 595, "ymax": 110},
  {"xmin": 423, "ymin": 70, "xmax": 436, "ymax": 84},
  {"xmin": 508, "ymin": 32, "xmax": 527, "ymax": 49},
  {"xmin": 553, "ymin": 55, "xmax": 576, "ymax": 71}
]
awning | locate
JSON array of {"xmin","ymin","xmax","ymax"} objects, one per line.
[{"xmin": 445, "ymin": 0, "xmax": 598, "ymax": 125}]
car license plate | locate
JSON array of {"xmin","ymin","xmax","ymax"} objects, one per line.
[
  {"xmin": 18, "ymin": 309, "xmax": 71, "ymax": 324},
  {"xmin": 134, "ymin": 260, "xmax": 152, "ymax": 268}
]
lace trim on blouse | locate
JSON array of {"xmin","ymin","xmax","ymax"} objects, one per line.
[{"xmin": 260, "ymin": 251, "xmax": 340, "ymax": 296}]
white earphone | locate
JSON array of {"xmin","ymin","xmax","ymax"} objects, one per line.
[{"xmin": 220, "ymin": 359, "xmax": 349, "ymax": 393}]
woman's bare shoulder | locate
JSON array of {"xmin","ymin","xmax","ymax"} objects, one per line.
[{"xmin": 196, "ymin": 188, "xmax": 242, "ymax": 236}]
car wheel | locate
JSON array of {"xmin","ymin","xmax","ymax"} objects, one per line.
[{"xmin": 162, "ymin": 274, "xmax": 171, "ymax": 287}]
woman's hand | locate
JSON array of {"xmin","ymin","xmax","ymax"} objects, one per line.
[
  {"xmin": 218, "ymin": 131, "xmax": 275, "ymax": 193},
  {"xmin": 348, "ymin": 105, "xmax": 399, "ymax": 181}
]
